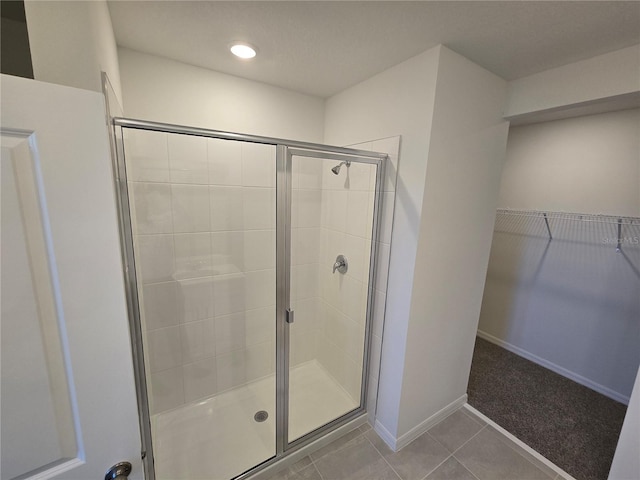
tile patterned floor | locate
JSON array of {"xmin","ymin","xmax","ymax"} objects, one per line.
[{"xmin": 268, "ymin": 408, "xmax": 567, "ymax": 480}]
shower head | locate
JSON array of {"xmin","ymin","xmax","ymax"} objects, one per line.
[{"xmin": 331, "ymin": 160, "xmax": 351, "ymax": 175}]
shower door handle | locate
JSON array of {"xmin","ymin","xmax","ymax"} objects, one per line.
[{"xmin": 285, "ymin": 308, "xmax": 294, "ymax": 324}]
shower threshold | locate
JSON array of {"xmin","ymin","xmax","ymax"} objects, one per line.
[{"xmin": 151, "ymin": 360, "xmax": 358, "ymax": 480}]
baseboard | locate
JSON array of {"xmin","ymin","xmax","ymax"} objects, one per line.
[
  {"xmin": 375, "ymin": 394, "xmax": 468, "ymax": 451},
  {"xmin": 463, "ymin": 404, "xmax": 578, "ymax": 480},
  {"xmin": 373, "ymin": 419, "xmax": 398, "ymax": 451},
  {"xmin": 477, "ymin": 330, "xmax": 630, "ymax": 405}
]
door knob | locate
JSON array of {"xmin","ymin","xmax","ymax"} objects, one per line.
[{"xmin": 105, "ymin": 461, "xmax": 132, "ymax": 480}]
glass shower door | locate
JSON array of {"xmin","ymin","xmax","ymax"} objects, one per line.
[
  {"xmin": 287, "ymin": 150, "xmax": 378, "ymax": 442},
  {"xmin": 120, "ymin": 128, "xmax": 277, "ymax": 480}
]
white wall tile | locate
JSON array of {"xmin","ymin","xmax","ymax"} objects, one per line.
[
  {"xmin": 174, "ymin": 233, "xmax": 212, "ymax": 279},
  {"xmin": 243, "ymin": 230, "xmax": 275, "ymax": 271},
  {"xmin": 342, "ymin": 234, "xmax": 366, "ymax": 282},
  {"xmin": 346, "ymin": 162, "xmax": 373, "ymax": 191},
  {"xmin": 211, "ymin": 273, "xmax": 246, "ymax": 316},
  {"xmin": 183, "ymin": 358, "xmax": 218, "ymax": 402},
  {"xmin": 142, "ymin": 282, "xmax": 178, "ymax": 330},
  {"xmin": 295, "ymin": 264, "xmax": 320, "ymax": 300},
  {"xmin": 125, "ymin": 129, "xmax": 170, "ymax": 183},
  {"xmin": 297, "ymin": 189, "xmax": 322, "ymax": 228},
  {"xmin": 290, "ymin": 227, "xmax": 300, "ymax": 266},
  {"xmin": 295, "ymin": 228, "xmax": 320, "ymax": 265},
  {"xmin": 290, "ymin": 330, "xmax": 317, "ymax": 366},
  {"xmin": 345, "ymin": 322, "xmax": 365, "ymax": 365},
  {"xmin": 150, "ymin": 367, "xmax": 184, "ymax": 414},
  {"xmin": 291, "ymin": 189, "xmax": 300, "ymax": 229},
  {"xmin": 245, "ymin": 269, "xmax": 275, "ymax": 310},
  {"xmin": 324, "ymin": 190, "xmax": 348, "ymax": 232},
  {"xmin": 245, "ymin": 306, "xmax": 275, "ymax": 346},
  {"xmin": 241, "ymin": 143, "xmax": 276, "ymax": 187},
  {"xmin": 171, "ymin": 184, "xmax": 210, "ymax": 233},
  {"xmin": 210, "ymin": 186, "xmax": 243, "ymax": 232},
  {"xmin": 214, "ymin": 312, "xmax": 246, "ymax": 355},
  {"xmin": 176, "ymin": 277, "xmax": 214, "ymax": 323},
  {"xmin": 245, "ymin": 341, "xmax": 274, "ymax": 381},
  {"xmin": 211, "ymin": 231, "xmax": 244, "ymax": 275},
  {"xmin": 136, "ymin": 234, "xmax": 175, "ymax": 284},
  {"xmin": 216, "ymin": 349, "xmax": 246, "ymax": 392},
  {"xmin": 341, "ymin": 275, "xmax": 365, "ymax": 324},
  {"xmin": 324, "ymin": 229, "xmax": 346, "ymax": 269},
  {"xmin": 295, "ymin": 157, "xmax": 323, "ymax": 190},
  {"xmin": 346, "ymin": 190, "xmax": 371, "ymax": 239},
  {"xmin": 291, "ymin": 297, "xmax": 317, "ymax": 332},
  {"xmin": 243, "ymin": 187, "xmax": 274, "ymax": 230},
  {"xmin": 131, "ymin": 183, "xmax": 173, "ymax": 234},
  {"xmin": 319, "ymin": 339, "xmax": 347, "ymax": 387},
  {"xmin": 168, "ymin": 133, "xmax": 208, "ymax": 184},
  {"xmin": 344, "ymin": 358, "xmax": 363, "ymax": 402},
  {"xmin": 208, "ymin": 138, "xmax": 241, "ymax": 186},
  {"xmin": 147, "ymin": 326, "xmax": 182, "ymax": 373},
  {"xmin": 180, "ymin": 319, "xmax": 216, "ymax": 364}
]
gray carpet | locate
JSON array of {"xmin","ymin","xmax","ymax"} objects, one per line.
[{"xmin": 468, "ymin": 337, "xmax": 628, "ymax": 480}]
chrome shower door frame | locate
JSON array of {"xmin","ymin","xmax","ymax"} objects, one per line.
[
  {"xmin": 277, "ymin": 147, "xmax": 386, "ymax": 455},
  {"xmin": 110, "ymin": 118, "xmax": 386, "ymax": 480}
]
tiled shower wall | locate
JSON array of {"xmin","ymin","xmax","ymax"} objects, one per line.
[
  {"xmin": 315, "ymin": 137, "xmax": 400, "ymax": 407},
  {"xmin": 125, "ymin": 129, "xmax": 276, "ymax": 414},
  {"xmin": 124, "ymin": 128, "xmax": 399, "ymax": 418}
]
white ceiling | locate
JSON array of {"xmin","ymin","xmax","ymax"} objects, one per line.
[{"xmin": 108, "ymin": 1, "xmax": 640, "ymax": 98}]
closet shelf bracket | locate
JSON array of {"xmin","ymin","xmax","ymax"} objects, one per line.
[
  {"xmin": 543, "ymin": 213, "xmax": 552, "ymax": 240},
  {"xmin": 616, "ymin": 218, "xmax": 622, "ymax": 253}
]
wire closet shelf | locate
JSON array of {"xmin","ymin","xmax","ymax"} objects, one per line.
[{"xmin": 495, "ymin": 209, "xmax": 640, "ymax": 252}]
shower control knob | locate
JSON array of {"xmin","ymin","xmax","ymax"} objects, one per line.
[
  {"xmin": 105, "ymin": 461, "xmax": 132, "ymax": 480},
  {"xmin": 333, "ymin": 255, "xmax": 348, "ymax": 274}
]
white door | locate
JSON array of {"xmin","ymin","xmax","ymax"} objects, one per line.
[{"xmin": 0, "ymin": 74, "xmax": 142, "ymax": 479}]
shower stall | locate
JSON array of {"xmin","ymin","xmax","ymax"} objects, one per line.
[{"xmin": 112, "ymin": 119, "xmax": 387, "ymax": 480}]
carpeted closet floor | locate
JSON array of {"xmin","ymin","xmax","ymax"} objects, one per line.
[{"xmin": 468, "ymin": 337, "xmax": 628, "ymax": 480}]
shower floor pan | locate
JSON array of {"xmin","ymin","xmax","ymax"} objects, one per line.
[{"xmin": 152, "ymin": 361, "xmax": 358, "ymax": 480}]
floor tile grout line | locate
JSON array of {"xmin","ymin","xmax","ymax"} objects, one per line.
[
  {"xmin": 417, "ymin": 453, "xmax": 455, "ymax": 480},
  {"xmin": 362, "ymin": 430, "xmax": 403, "ymax": 480},
  {"xmin": 308, "ymin": 428, "xmax": 365, "ymax": 478},
  {"xmin": 481, "ymin": 424, "xmax": 559, "ymax": 479},
  {"xmin": 451, "ymin": 453, "xmax": 483, "ymax": 480},
  {"xmin": 459, "ymin": 405, "xmax": 488, "ymax": 429},
  {"xmin": 450, "ymin": 424, "xmax": 487, "ymax": 456}
]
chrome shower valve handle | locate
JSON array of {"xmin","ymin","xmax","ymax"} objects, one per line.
[{"xmin": 332, "ymin": 255, "xmax": 348, "ymax": 274}]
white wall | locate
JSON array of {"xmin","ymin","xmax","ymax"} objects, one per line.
[
  {"xmin": 498, "ymin": 109, "xmax": 640, "ymax": 217},
  {"xmin": 325, "ymin": 45, "xmax": 509, "ymax": 445},
  {"xmin": 398, "ymin": 47, "xmax": 509, "ymax": 439},
  {"xmin": 118, "ymin": 48, "xmax": 324, "ymax": 143},
  {"xmin": 479, "ymin": 109, "xmax": 640, "ymax": 402},
  {"xmin": 24, "ymin": 0, "xmax": 122, "ymax": 104},
  {"xmin": 325, "ymin": 47, "xmax": 440, "ymax": 439},
  {"xmin": 609, "ymin": 368, "xmax": 640, "ymax": 479},
  {"xmin": 506, "ymin": 44, "xmax": 640, "ymax": 120}
]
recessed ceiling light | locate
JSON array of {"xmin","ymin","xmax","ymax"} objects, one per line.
[{"xmin": 230, "ymin": 43, "xmax": 257, "ymax": 59}]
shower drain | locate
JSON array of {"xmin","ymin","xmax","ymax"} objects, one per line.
[{"xmin": 254, "ymin": 410, "xmax": 269, "ymax": 422}]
